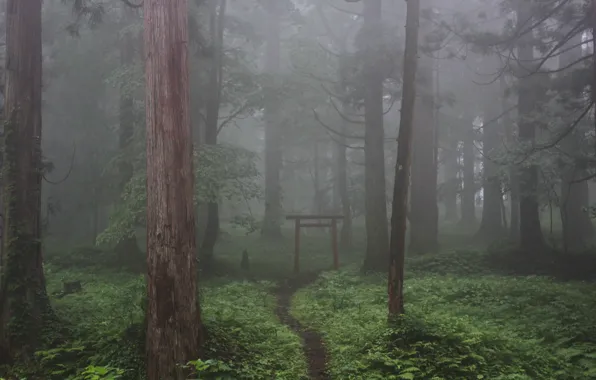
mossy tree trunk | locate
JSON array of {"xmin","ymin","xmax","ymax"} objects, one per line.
[
  {"xmin": 144, "ymin": 0, "xmax": 202, "ymax": 378},
  {"xmin": 0, "ymin": 0, "xmax": 53, "ymax": 363}
]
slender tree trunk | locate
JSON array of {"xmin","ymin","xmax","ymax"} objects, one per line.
[
  {"xmin": 115, "ymin": 8, "xmax": 143, "ymax": 257},
  {"xmin": 261, "ymin": 0, "xmax": 283, "ymax": 238},
  {"xmin": 476, "ymin": 101, "xmax": 504, "ymax": 241},
  {"xmin": 501, "ymin": 76, "xmax": 520, "ymax": 240},
  {"xmin": 361, "ymin": 0, "xmax": 389, "ymax": 272},
  {"xmin": 144, "ymin": 0, "xmax": 201, "ymax": 378},
  {"xmin": 516, "ymin": 1, "xmax": 545, "ymax": 253},
  {"xmin": 443, "ymin": 136, "xmax": 459, "ymax": 221},
  {"xmin": 388, "ymin": 0, "xmax": 420, "ymax": 319},
  {"xmin": 313, "ymin": 142, "xmax": 322, "ymax": 213},
  {"xmin": 460, "ymin": 121, "xmax": 476, "ymax": 227},
  {"xmin": 337, "ymin": 113, "xmax": 352, "ymax": 248},
  {"xmin": 559, "ymin": 22, "xmax": 593, "ymax": 251},
  {"xmin": 201, "ymin": 0, "xmax": 226, "ymax": 270},
  {"xmin": 0, "ymin": 0, "xmax": 53, "ymax": 362},
  {"xmin": 409, "ymin": 35, "xmax": 438, "ymax": 254}
]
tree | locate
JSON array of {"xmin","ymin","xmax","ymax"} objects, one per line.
[
  {"xmin": 475, "ymin": 55, "xmax": 505, "ymax": 241},
  {"xmin": 409, "ymin": 7, "xmax": 439, "ymax": 254},
  {"xmin": 460, "ymin": 119, "xmax": 477, "ymax": 227},
  {"xmin": 388, "ymin": 0, "xmax": 420, "ymax": 319},
  {"xmin": 261, "ymin": 0, "xmax": 284, "ymax": 238},
  {"xmin": 201, "ymin": 0, "xmax": 227, "ymax": 268},
  {"xmin": 114, "ymin": 7, "xmax": 143, "ymax": 258},
  {"xmin": 143, "ymin": 0, "xmax": 202, "ymax": 378},
  {"xmin": 515, "ymin": 0, "xmax": 545, "ymax": 252},
  {"xmin": 0, "ymin": 0, "xmax": 53, "ymax": 362},
  {"xmin": 557, "ymin": 22, "xmax": 593, "ymax": 251},
  {"xmin": 361, "ymin": 0, "xmax": 389, "ymax": 272}
]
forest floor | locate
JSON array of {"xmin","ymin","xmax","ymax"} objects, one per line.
[{"xmin": 15, "ymin": 226, "xmax": 596, "ymax": 379}]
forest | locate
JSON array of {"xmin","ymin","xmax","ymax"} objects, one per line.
[{"xmin": 1, "ymin": 0, "xmax": 596, "ymax": 379}]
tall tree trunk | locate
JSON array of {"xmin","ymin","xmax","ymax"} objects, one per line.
[
  {"xmin": 0, "ymin": 0, "xmax": 53, "ymax": 362},
  {"xmin": 443, "ymin": 136, "xmax": 459, "ymax": 221},
  {"xmin": 559, "ymin": 23, "xmax": 593, "ymax": 251},
  {"xmin": 312, "ymin": 142, "xmax": 322, "ymax": 213},
  {"xmin": 501, "ymin": 76, "xmax": 520, "ymax": 240},
  {"xmin": 476, "ymin": 95, "xmax": 504, "ymax": 241},
  {"xmin": 409, "ymin": 34, "xmax": 438, "ymax": 254},
  {"xmin": 114, "ymin": 8, "xmax": 143, "ymax": 258},
  {"xmin": 516, "ymin": 1, "xmax": 545, "ymax": 253},
  {"xmin": 144, "ymin": 0, "xmax": 201, "ymax": 378},
  {"xmin": 337, "ymin": 112, "xmax": 352, "ymax": 248},
  {"xmin": 388, "ymin": 0, "xmax": 420, "ymax": 319},
  {"xmin": 460, "ymin": 121, "xmax": 476, "ymax": 227},
  {"xmin": 261, "ymin": 0, "xmax": 283, "ymax": 238},
  {"xmin": 361, "ymin": 0, "xmax": 389, "ymax": 272},
  {"xmin": 201, "ymin": 0, "xmax": 226, "ymax": 270}
]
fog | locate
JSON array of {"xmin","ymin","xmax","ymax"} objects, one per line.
[{"xmin": 1, "ymin": 0, "xmax": 596, "ymax": 379}]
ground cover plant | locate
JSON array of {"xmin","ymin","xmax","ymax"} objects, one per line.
[
  {"xmin": 292, "ymin": 255, "xmax": 596, "ymax": 379},
  {"xmin": 4, "ymin": 256, "xmax": 308, "ymax": 379}
]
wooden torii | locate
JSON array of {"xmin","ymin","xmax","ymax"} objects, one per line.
[{"xmin": 285, "ymin": 214, "xmax": 344, "ymax": 274}]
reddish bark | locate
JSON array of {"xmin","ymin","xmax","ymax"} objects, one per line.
[
  {"xmin": 0, "ymin": 0, "xmax": 52, "ymax": 362},
  {"xmin": 143, "ymin": 0, "xmax": 202, "ymax": 378}
]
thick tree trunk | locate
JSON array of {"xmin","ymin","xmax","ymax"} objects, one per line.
[
  {"xmin": 201, "ymin": 0, "xmax": 226, "ymax": 270},
  {"xmin": 460, "ymin": 122, "xmax": 477, "ymax": 227},
  {"xmin": 0, "ymin": 0, "xmax": 53, "ymax": 362},
  {"xmin": 409, "ymin": 48, "xmax": 438, "ymax": 254},
  {"xmin": 516, "ymin": 1, "xmax": 545, "ymax": 253},
  {"xmin": 361, "ymin": 0, "xmax": 389, "ymax": 272},
  {"xmin": 144, "ymin": 0, "xmax": 201, "ymax": 378},
  {"xmin": 388, "ymin": 0, "xmax": 419, "ymax": 319},
  {"xmin": 115, "ymin": 9, "xmax": 143, "ymax": 257},
  {"xmin": 261, "ymin": 0, "xmax": 283, "ymax": 238}
]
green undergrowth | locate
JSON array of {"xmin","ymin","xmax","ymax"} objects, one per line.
[
  {"xmin": 9, "ymin": 265, "xmax": 306, "ymax": 379},
  {"xmin": 292, "ymin": 265, "xmax": 596, "ymax": 379}
]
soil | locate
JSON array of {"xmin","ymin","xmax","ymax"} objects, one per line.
[{"xmin": 274, "ymin": 272, "xmax": 330, "ymax": 380}]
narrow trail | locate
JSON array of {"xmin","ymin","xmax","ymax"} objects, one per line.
[{"xmin": 274, "ymin": 272, "xmax": 330, "ymax": 380}]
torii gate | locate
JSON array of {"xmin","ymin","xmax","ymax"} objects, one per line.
[{"xmin": 285, "ymin": 214, "xmax": 344, "ymax": 274}]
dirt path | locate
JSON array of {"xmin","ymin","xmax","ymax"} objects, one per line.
[{"xmin": 274, "ymin": 273, "xmax": 330, "ymax": 380}]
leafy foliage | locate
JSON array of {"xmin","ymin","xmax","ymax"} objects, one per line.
[{"xmin": 97, "ymin": 144, "xmax": 261, "ymax": 245}]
